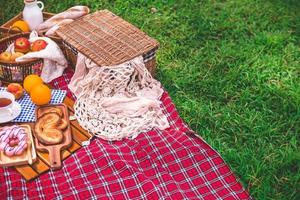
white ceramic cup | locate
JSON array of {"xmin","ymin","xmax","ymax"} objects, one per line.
[{"xmin": 0, "ymin": 92, "xmax": 15, "ymax": 117}]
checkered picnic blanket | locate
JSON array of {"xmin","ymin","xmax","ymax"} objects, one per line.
[
  {"xmin": 0, "ymin": 68, "xmax": 252, "ymax": 199},
  {"xmin": 0, "ymin": 87, "xmax": 66, "ymax": 123}
]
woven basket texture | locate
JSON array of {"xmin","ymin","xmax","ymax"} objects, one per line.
[
  {"xmin": 56, "ymin": 10, "xmax": 159, "ymax": 67},
  {"xmin": 0, "ymin": 12, "xmax": 78, "ymax": 70},
  {"xmin": 0, "ymin": 33, "xmax": 43, "ymax": 83}
]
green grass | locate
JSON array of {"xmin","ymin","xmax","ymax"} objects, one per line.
[{"xmin": 1, "ymin": 0, "xmax": 299, "ymax": 199}]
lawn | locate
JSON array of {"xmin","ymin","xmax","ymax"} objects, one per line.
[{"xmin": 1, "ymin": 0, "xmax": 299, "ymax": 199}]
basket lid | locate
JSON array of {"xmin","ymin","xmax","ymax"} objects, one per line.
[{"xmin": 56, "ymin": 10, "xmax": 159, "ymax": 66}]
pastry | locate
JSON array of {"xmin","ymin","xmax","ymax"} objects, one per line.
[
  {"xmin": 0, "ymin": 125, "xmax": 28, "ymax": 157},
  {"xmin": 56, "ymin": 119, "xmax": 68, "ymax": 130},
  {"xmin": 34, "ymin": 112, "xmax": 67, "ymax": 145},
  {"xmin": 40, "ymin": 107, "xmax": 63, "ymax": 118}
]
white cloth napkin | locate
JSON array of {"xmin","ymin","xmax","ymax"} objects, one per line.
[
  {"xmin": 15, "ymin": 31, "xmax": 68, "ymax": 83},
  {"xmin": 37, "ymin": 6, "xmax": 90, "ymax": 36}
]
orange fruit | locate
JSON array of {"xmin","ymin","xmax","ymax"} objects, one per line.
[
  {"xmin": 30, "ymin": 84, "xmax": 51, "ymax": 105},
  {"xmin": 11, "ymin": 20, "xmax": 30, "ymax": 32},
  {"xmin": 23, "ymin": 74, "xmax": 43, "ymax": 93}
]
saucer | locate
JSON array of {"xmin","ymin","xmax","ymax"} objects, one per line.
[{"xmin": 0, "ymin": 102, "xmax": 21, "ymax": 123}]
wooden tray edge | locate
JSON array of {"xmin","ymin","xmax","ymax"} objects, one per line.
[{"xmin": 0, "ymin": 125, "xmax": 37, "ymax": 167}]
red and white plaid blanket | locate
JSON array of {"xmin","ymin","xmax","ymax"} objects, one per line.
[{"xmin": 0, "ymin": 68, "xmax": 252, "ymax": 199}]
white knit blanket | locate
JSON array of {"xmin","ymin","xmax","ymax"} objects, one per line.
[{"xmin": 69, "ymin": 54, "xmax": 169, "ymax": 141}]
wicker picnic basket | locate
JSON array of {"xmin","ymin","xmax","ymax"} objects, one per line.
[
  {"xmin": 0, "ymin": 32, "xmax": 43, "ymax": 83},
  {"xmin": 56, "ymin": 10, "xmax": 159, "ymax": 75},
  {"xmin": 0, "ymin": 10, "xmax": 159, "ymax": 81},
  {"xmin": 0, "ymin": 12, "xmax": 78, "ymax": 71}
]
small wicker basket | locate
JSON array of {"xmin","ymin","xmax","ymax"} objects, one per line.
[
  {"xmin": 0, "ymin": 33, "xmax": 43, "ymax": 83},
  {"xmin": 0, "ymin": 12, "xmax": 78, "ymax": 71}
]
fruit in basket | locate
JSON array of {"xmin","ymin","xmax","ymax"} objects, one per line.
[
  {"xmin": 0, "ymin": 52, "xmax": 12, "ymax": 62},
  {"xmin": 10, "ymin": 52, "xmax": 25, "ymax": 61},
  {"xmin": 11, "ymin": 20, "xmax": 30, "ymax": 32},
  {"xmin": 23, "ymin": 74, "xmax": 43, "ymax": 93},
  {"xmin": 30, "ymin": 84, "xmax": 51, "ymax": 105},
  {"xmin": 7, "ymin": 83, "xmax": 24, "ymax": 99},
  {"xmin": 31, "ymin": 40, "xmax": 48, "ymax": 52},
  {"xmin": 14, "ymin": 37, "xmax": 30, "ymax": 53}
]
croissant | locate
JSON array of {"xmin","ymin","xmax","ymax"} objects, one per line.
[
  {"xmin": 34, "ymin": 113, "xmax": 68, "ymax": 145},
  {"xmin": 40, "ymin": 107, "xmax": 63, "ymax": 118}
]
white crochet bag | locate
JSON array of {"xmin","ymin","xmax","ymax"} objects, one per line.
[{"xmin": 69, "ymin": 55, "xmax": 169, "ymax": 141}]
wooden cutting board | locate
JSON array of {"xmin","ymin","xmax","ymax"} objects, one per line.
[
  {"xmin": 34, "ymin": 104, "xmax": 72, "ymax": 170},
  {"xmin": 0, "ymin": 124, "xmax": 37, "ymax": 167},
  {"xmin": 0, "ymin": 96, "xmax": 92, "ymax": 181}
]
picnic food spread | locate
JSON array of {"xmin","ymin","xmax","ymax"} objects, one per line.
[
  {"xmin": 23, "ymin": 74, "xmax": 43, "ymax": 93},
  {"xmin": 11, "ymin": 20, "xmax": 30, "ymax": 32},
  {"xmin": 34, "ymin": 104, "xmax": 72, "ymax": 170},
  {"xmin": 0, "ymin": 97, "xmax": 12, "ymax": 107},
  {"xmin": 0, "ymin": 125, "xmax": 27, "ymax": 156},
  {"xmin": 34, "ymin": 108, "xmax": 68, "ymax": 145},
  {"xmin": 0, "ymin": 124, "xmax": 36, "ymax": 168},
  {"xmin": 14, "ymin": 37, "xmax": 31, "ymax": 53},
  {"xmin": 0, "ymin": 36, "xmax": 48, "ymax": 63},
  {"xmin": 23, "ymin": 74, "xmax": 52, "ymax": 105},
  {"xmin": 30, "ymin": 83, "xmax": 51, "ymax": 105},
  {"xmin": 7, "ymin": 83, "xmax": 24, "ymax": 99},
  {"xmin": 0, "ymin": 2, "xmax": 253, "ymax": 199}
]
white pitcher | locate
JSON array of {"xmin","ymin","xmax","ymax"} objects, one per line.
[{"xmin": 22, "ymin": 0, "xmax": 44, "ymax": 31}]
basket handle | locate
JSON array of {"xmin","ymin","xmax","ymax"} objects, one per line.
[
  {"xmin": 37, "ymin": 1, "xmax": 44, "ymax": 10},
  {"xmin": 8, "ymin": 26, "xmax": 25, "ymax": 38}
]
